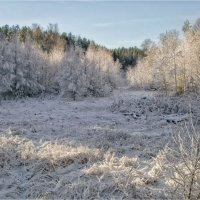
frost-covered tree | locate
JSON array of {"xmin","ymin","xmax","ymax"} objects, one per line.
[
  {"xmin": 127, "ymin": 41, "xmax": 157, "ymax": 89},
  {"xmin": 86, "ymin": 45, "xmax": 121, "ymax": 88},
  {"xmin": 127, "ymin": 25, "xmax": 200, "ymax": 95},
  {"xmin": 58, "ymin": 48, "xmax": 88, "ymax": 100},
  {"xmin": 57, "ymin": 46, "xmax": 122, "ymax": 100},
  {"xmin": 157, "ymin": 31, "xmax": 182, "ymax": 94},
  {"xmin": 193, "ymin": 18, "xmax": 200, "ymax": 31},
  {"xmin": 0, "ymin": 36, "xmax": 44, "ymax": 97}
]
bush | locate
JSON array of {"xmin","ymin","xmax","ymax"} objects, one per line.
[{"xmin": 165, "ymin": 123, "xmax": 200, "ymax": 199}]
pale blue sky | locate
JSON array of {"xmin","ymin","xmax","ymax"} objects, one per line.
[{"xmin": 0, "ymin": 1, "xmax": 199, "ymax": 48}]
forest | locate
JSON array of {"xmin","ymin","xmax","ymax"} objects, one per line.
[
  {"xmin": 0, "ymin": 23, "xmax": 144, "ymax": 99},
  {"xmin": 0, "ymin": 18, "xmax": 200, "ymax": 199},
  {"xmin": 1, "ymin": 19, "xmax": 200, "ymax": 99}
]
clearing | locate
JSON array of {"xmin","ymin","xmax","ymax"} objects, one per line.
[{"xmin": 0, "ymin": 88, "xmax": 188, "ymax": 199}]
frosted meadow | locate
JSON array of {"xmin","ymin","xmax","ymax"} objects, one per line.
[{"xmin": 0, "ymin": 1, "xmax": 200, "ymax": 199}]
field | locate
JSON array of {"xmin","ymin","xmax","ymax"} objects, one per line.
[
  {"xmin": 1, "ymin": 88, "xmax": 198, "ymax": 199},
  {"xmin": 0, "ymin": 3, "xmax": 200, "ymax": 199}
]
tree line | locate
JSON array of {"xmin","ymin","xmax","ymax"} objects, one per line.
[
  {"xmin": 0, "ymin": 23, "xmax": 144, "ymax": 70},
  {"xmin": 0, "ymin": 24, "xmax": 123, "ymax": 99},
  {"xmin": 1, "ymin": 19, "xmax": 200, "ymax": 99}
]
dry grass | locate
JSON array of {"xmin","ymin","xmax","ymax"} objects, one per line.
[
  {"xmin": 0, "ymin": 131, "xmax": 105, "ymax": 199},
  {"xmin": 1, "ymin": 123, "xmax": 199, "ymax": 199},
  {"xmin": 0, "ymin": 129, "xmax": 168, "ymax": 199}
]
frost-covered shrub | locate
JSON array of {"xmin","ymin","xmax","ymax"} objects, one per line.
[
  {"xmin": 110, "ymin": 94, "xmax": 200, "ymax": 118},
  {"xmin": 164, "ymin": 124, "xmax": 200, "ymax": 199}
]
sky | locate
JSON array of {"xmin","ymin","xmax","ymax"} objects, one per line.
[{"xmin": 0, "ymin": 1, "xmax": 199, "ymax": 48}]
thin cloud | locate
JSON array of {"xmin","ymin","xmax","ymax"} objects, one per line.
[
  {"xmin": 93, "ymin": 18, "xmax": 171, "ymax": 29},
  {"xmin": 93, "ymin": 15, "xmax": 199, "ymax": 29},
  {"xmin": 93, "ymin": 22, "xmax": 114, "ymax": 27}
]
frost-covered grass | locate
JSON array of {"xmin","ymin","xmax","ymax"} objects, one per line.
[
  {"xmin": 0, "ymin": 132, "xmax": 167, "ymax": 199},
  {"xmin": 0, "ymin": 132, "xmax": 104, "ymax": 199},
  {"xmin": 0, "ymin": 88, "xmax": 200, "ymax": 199}
]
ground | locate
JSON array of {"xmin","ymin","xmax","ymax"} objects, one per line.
[{"xmin": 0, "ymin": 88, "xmax": 190, "ymax": 199}]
